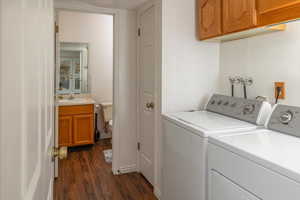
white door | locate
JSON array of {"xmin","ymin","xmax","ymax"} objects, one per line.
[
  {"xmin": 139, "ymin": 6, "xmax": 156, "ymax": 185},
  {"xmin": 0, "ymin": 0, "xmax": 56, "ymax": 200}
]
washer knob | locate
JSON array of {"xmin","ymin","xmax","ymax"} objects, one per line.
[
  {"xmin": 243, "ymin": 104, "xmax": 255, "ymax": 115},
  {"xmin": 279, "ymin": 111, "xmax": 293, "ymax": 124},
  {"xmin": 231, "ymin": 103, "xmax": 237, "ymax": 108}
]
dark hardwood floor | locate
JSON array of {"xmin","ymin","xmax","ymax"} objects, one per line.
[{"xmin": 54, "ymin": 139, "xmax": 157, "ymax": 200}]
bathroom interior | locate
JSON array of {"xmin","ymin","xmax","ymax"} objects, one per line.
[{"xmin": 55, "ymin": 10, "xmax": 114, "ymax": 166}]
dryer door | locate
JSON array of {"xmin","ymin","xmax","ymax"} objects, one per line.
[{"xmin": 210, "ymin": 170, "xmax": 260, "ymax": 200}]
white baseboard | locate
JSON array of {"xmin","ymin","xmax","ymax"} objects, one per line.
[
  {"xmin": 118, "ymin": 164, "xmax": 137, "ymax": 174},
  {"xmin": 47, "ymin": 179, "xmax": 53, "ymax": 200},
  {"xmin": 154, "ymin": 186, "xmax": 161, "ymax": 200}
]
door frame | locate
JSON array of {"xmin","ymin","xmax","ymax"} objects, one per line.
[
  {"xmin": 136, "ymin": 0, "xmax": 162, "ymax": 197},
  {"xmin": 54, "ymin": 3, "xmax": 121, "ymax": 175}
]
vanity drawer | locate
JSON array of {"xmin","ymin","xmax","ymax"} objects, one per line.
[{"xmin": 59, "ymin": 104, "xmax": 94, "ymax": 116}]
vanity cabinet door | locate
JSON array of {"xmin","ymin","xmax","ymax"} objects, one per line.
[
  {"xmin": 223, "ymin": 0, "xmax": 257, "ymax": 34},
  {"xmin": 59, "ymin": 116, "xmax": 73, "ymax": 147},
  {"xmin": 73, "ymin": 114, "xmax": 94, "ymax": 146},
  {"xmin": 199, "ymin": 0, "xmax": 222, "ymax": 40}
]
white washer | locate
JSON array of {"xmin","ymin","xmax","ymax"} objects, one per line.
[
  {"xmin": 162, "ymin": 94, "xmax": 272, "ymax": 200},
  {"xmin": 208, "ymin": 104, "xmax": 300, "ymax": 200}
]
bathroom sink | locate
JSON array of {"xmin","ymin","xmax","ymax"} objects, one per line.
[{"xmin": 56, "ymin": 97, "xmax": 96, "ymax": 106}]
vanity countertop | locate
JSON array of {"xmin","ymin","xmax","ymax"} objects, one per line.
[{"xmin": 56, "ymin": 97, "xmax": 96, "ymax": 106}]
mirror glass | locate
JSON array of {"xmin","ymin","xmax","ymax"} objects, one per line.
[{"xmin": 57, "ymin": 42, "xmax": 88, "ymax": 94}]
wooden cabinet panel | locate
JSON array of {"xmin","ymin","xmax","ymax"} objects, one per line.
[
  {"xmin": 199, "ymin": 0, "xmax": 222, "ymax": 39},
  {"xmin": 257, "ymin": 0, "xmax": 300, "ymax": 26},
  {"xmin": 73, "ymin": 114, "xmax": 94, "ymax": 146},
  {"xmin": 223, "ymin": 0, "xmax": 257, "ymax": 34},
  {"xmin": 59, "ymin": 104, "xmax": 94, "ymax": 116},
  {"xmin": 258, "ymin": 0, "xmax": 300, "ymax": 13},
  {"xmin": 58, "ymin": 104, "xmax": 94, "ymax": 147},
  {"xmin": 59, "ymin": 116, "xmax": 73, "ymax": 147}
]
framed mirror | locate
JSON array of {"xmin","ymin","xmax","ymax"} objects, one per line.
[{"xmin": 57, "ymin": 42, "xmax": 89, "ymax": 94}]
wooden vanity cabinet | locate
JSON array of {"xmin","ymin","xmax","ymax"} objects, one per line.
[
  {"xmin": 59, "ymin": 104, "xmax": 94, "ymax": 147},
  {"xmin": 73, "ymin": 114, "xmax": 94, "ymax": 146},
  {"xmin": 59, "ymin": 116, "xmax": 73, "ymax": 147},
  {"xmin": 222, "ymin": 0, "xmax": 257, "ymax": 34}
]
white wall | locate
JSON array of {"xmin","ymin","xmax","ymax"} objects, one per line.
[
  {"xmin": 59, "ymin": 11, "xmax": 113, "ymax": 103},
  {"xmin": 117, "ymin": 9, "xmax": 138, "ymax": 173},
  {"xmin": 159, "ymin": 0, "xmax": 220, "ymax": 197},
  {"xmin": 218, "ymin": 21, "xmax": 300, "ymax": 106},
  {"xmin": 162, "ymin": 0, "xmax": 220, "ymax": 113}
]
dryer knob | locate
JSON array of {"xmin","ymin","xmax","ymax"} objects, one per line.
[{"xmin": 279, "ymin": 111, "xmax": 293, "ymax": 124}]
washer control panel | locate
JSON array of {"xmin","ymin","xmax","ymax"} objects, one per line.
[
  {"xmin": 206, "ymin": 94, "xmax": 264, "ymax": 124},
  {"xmin": 268, "ymin": 105, "xmax": 300, "ymax": 138}
]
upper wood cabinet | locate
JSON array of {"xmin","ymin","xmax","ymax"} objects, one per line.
[
  {"xmin": 258, "ymin": 0, "xmax": 298, "ymax": 12},
  {"xmin": 198, "ymin": 0, "xmax": 300, "ymax": 41},
  {"xmin": 223, "ymin": 0, "xmax": 257, "ymax": 34},
  {"xmin": 257, "ymin": 0, "xmax": 300, "ymax": 26},
  {"xmin": 199, "ymin": 0, "xmax": 222, "ymax": 39}
]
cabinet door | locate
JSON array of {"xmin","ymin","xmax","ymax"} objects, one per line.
[
  {"xmin": 257, "ymin": 0, "xmax": 300, "ymax": 26},
  {"xmin": 258, "ymin": 0, "xmax": 300, "ymax": 13},
  {"xmin": 73, "ymin": 114, "xmax": 94, "ymax": 146},
  {"xmin": 223, "ymin": 0, "xmax": 257, "ymax": 34},
  {"xmin": 59, "ymin": 116, "xmax": 73, "ymax": 147},
  {"xmin": 199, "ymin": 0, "xmax": 222, "ymax": 40}
]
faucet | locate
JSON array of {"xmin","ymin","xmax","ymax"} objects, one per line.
[{"xmin": 68, "ymin": 93, "xmax": 75, "ymax": 100}]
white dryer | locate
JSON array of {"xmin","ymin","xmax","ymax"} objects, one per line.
[
  {"xmin": 162, "ymin": 94, "xmax": 272, "ymax": 200},
  {"xmin": 208, "ymin": 104, "xmax": 300, "ymax": 200}
]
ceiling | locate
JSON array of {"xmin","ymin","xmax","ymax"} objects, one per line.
[{"xmin": 58, "ymin": 0, "xmax": 149, "ymax": 10}]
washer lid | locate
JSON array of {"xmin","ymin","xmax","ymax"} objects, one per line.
[
  {"xmin": 209, "ymin": 130, "xmax": 300, "ymax": 183},
  {"xmin": 171, "ymin": 111, "xmax": 257, "ymax": 133}
]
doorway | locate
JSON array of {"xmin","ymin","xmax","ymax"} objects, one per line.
[
  {"xmin": 0, "ymin": 0, "xmax": 160, "ymax": 199},
  {"xmin": 54, "ymin": 9, "xmax": 115, "ymax": 195}
]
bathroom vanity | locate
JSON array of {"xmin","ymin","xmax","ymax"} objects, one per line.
[
  {"xmin": 55, "ymin": 42, "xmax": 96, "ymax": 147},
  {"xmin": 56, "ymin": 97, "xmax": 96, "ymax": 147}
]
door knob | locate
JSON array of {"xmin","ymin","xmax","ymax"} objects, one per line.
[
  {"xmin": 52, "ymin": 146, "xmax": 68, "ymax": 160},
  {"xmin": 146, "ymin": 102, "xmax": 155, "ymax": 110}
]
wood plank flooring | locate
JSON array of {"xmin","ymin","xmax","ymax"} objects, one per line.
[{"xmin": 54, "ymin": 140, "xmax": 157, "ymax": 200}]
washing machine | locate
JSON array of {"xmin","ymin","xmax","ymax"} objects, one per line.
[
  {"xmin": 161, "ymin": 94, "xmax": 272, "ymax": 200},
  {"xmin": 208, "ymin": 104, "xmax": 300, "ymax": 200}
]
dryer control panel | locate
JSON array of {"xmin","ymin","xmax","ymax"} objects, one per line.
[
  {"xmin": 206, "ymin": 94, "xmax": 266, "ymax": 124},
  {"xmin": 268, "ymin": 105, "xmax": 300, "ymax": 138}
]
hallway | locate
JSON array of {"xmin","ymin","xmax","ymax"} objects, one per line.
[{"xmin": 54, "ymin": 140, "xmax": 157, "ymax": 200}]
